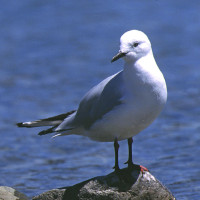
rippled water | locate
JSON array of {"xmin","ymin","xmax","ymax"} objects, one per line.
[{"xmin": 0, "ymin": 1, "xmax": 200, "ymax": 199}]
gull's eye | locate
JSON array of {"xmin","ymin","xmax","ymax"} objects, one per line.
[{"xmin": 133, "ymin": 42, "xmax": 139, "ymax": 47}]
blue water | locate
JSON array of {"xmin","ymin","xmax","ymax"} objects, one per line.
[{"xmin": 0, "ymin": 0, "xmax": 200, "ymax": 199}]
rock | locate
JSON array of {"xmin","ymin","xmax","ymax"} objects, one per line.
[
  {"xmin": 0, "ymin": 186, "xmax": 29, "ymax": 200},
  {"xmin": 33, "ymin": 167, "xmax": 176, "ymax": 200}
]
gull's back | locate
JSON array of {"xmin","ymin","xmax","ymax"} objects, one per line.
[{"xmin": 55, "ymin": 71, "xmax": 124, "ymax": 132}]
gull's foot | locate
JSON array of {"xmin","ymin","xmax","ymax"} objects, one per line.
[
  {"xmin": 113, "ymin": 165, "xmax": 120, "ymax": 173},
  {"xmin": 139, "ymin": 165, "xmax": 149, "ymax": 173},
  {"xmin": 125, "ymin": 162, "xmax": 149, "ymax": 173}
]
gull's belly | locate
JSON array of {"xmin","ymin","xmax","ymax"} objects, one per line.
[{"xmin": 85, "ymin": 98, "xmax": 163, "ymax": 142}]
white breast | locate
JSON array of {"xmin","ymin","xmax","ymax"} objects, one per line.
[{"xmin": 85, "ymin": 55, "xmax": 167, "ymax": 142}]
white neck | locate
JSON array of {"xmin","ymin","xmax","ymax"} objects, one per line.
[
  {"xmin": 123, "ymin": 52, "xmax": 159, "ymax": 85},
  {"xmin": 122, "ymin": 52, "xmax": 167, "ymax": 105}
]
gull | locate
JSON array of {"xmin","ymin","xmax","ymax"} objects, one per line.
[{"xmin": 17, "ymin": 30, "xmax": 167, "ymax": 171}]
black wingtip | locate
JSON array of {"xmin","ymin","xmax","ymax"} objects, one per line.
[
  {"xmin": 38, "ymin": 130, "xmax": 48, "ymax": 136},
  {"xmin": 16, "ymin": 122, "xmax": 32, "ymax": 128},
  {"xmin": 38, "ymin": 126, "xmax": 56, "ymax": 136},
  {"xmin": 16, "ymin": 122, "xmax": 23, "ymax": 127}
]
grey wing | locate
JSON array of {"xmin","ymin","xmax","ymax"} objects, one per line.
[{"xmin": 72, "ymin": 71, "xmax": 124, "ymax": 129}]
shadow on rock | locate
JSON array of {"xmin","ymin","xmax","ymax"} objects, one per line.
[
  {"xmin": 33, "ymin": 167, "xmax": 176, "ymax": 200},
  {"xmin": 62, "ymin": 167, "xmax": 140, "ymax": 199}
]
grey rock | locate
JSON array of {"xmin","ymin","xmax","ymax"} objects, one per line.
[
  {"xmin": 33, "ymin": 167, "xmax": 176, "ymax": 200},
  {"xmin": 0, "ymin": 186, "xmax": 29, "ymax": 200}
]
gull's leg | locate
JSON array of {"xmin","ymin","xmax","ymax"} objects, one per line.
[
  {"xmin": 125, "ymin": 137, "xmax": 149, "ymax": 172},
  {"xmin": 113, "ymin": 138, "xmax": 120, "ymax": 171},
  {"xmin": 124, "ymin": 137, "xmax": 134, "ymax": 167}
]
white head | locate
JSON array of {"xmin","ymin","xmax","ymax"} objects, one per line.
[{"xmin": 111, "ymin": 30, "xmax": 152, "ymax": 63}]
